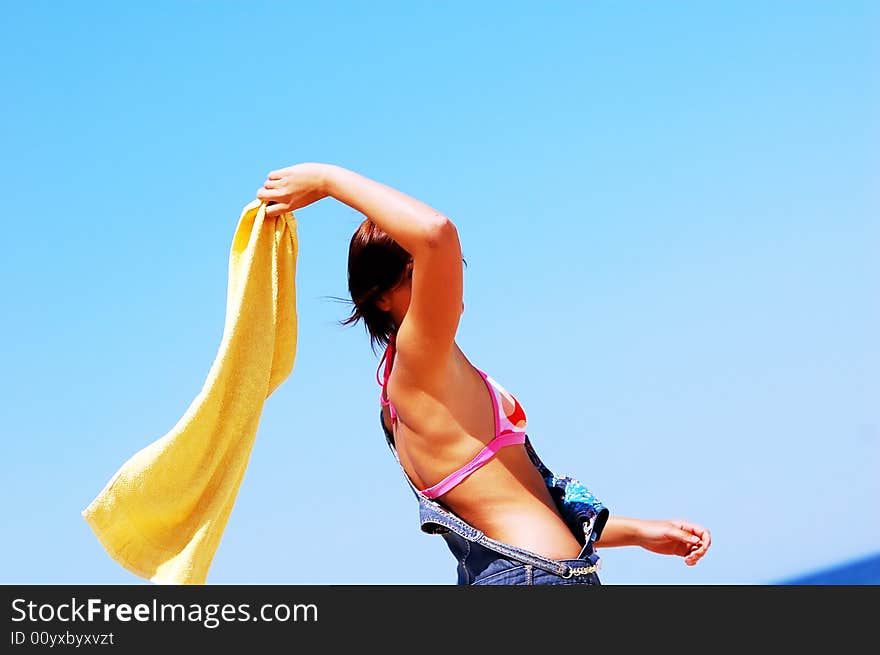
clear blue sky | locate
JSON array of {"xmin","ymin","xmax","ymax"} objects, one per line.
[{"xmin": 1, "ymin": 1, "xmax": 876, "ymax": 585}]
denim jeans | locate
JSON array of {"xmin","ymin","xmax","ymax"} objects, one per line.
[{"xmin": 379, "ymin": 409, "xmax": 609, "ymax": 586}]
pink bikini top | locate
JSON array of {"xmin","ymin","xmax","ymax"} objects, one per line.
[{"xmin": 376, "ymin": 333, "xmax": 528, "ymax": 500}]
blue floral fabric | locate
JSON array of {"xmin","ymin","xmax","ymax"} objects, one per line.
[{"xmin": 523, "ymin": 436, "xmax": 609, "ymax": 545}]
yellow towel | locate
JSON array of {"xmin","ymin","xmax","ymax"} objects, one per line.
[{"xmin": 81, "ymin": 199, "xmax": 298, "ymax": 584}]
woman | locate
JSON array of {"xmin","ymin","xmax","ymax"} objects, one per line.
[{"xmin": 257, "ymin": 162, "xmax": 711, "ymax": 585}]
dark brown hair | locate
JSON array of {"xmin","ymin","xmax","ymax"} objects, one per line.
[{"xmin": 331, "ymin": 218, "xmax": 466, "ymax": 357}]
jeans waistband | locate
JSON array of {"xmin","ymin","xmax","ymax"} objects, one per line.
[{"xmin": 419, "ymin": 497, "xmax": 600, "ymax": 578}]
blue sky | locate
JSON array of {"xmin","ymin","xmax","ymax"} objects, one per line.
[{"xmin": 1, "ymin": 1, "xmax": 877, "ymax": 585}]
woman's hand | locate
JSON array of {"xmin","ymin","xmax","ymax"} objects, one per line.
[
  {"xmin": 636, "ymin": 519, "xmax": 711, "ymax": 566},
  {"xmin": 256, "ymin": 162, "xmax": 333, "ymax": 218}
]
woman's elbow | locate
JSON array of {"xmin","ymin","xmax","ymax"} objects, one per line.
[{"xmin": 423, "ymin": 215, "xmax": 459, "ymax": 249}]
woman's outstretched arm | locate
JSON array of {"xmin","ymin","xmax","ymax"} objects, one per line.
[
  {"xmin": 596, "ymin": 516, "xmax": 712, "ymax": 567},
  {"xmin": 322, "ymin": 164, "xmax": 451, "ymax": 256},
  {"xmin": 258, "ymin": 162, "xmax": 448, "ymax": 256}
]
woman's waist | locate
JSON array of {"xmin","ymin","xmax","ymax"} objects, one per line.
[{"xmin": 440, "ymin": 492, "xmax": 585, "ymax": 560}]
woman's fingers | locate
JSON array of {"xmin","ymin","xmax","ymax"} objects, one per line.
[
  {"xmin": 674, "ymin": 523, "xmax": 702, "ymax": 547},
  {"xmin": 263, "ymin": 201, "xmax": 291, "ymax": 217},
  {"xmin": 257, "ymin": 186, "xmax": 284, "ymax": 200},
  {"xmin": 680, "ymin": 521, "xmax": 711, "ymax": 565},
  {"xmin": 684, "ymin": 521, "xmax": 711, "ymax": 549}
]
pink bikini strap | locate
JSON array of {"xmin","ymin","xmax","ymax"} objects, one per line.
[
  {"xmin": 376, "ymin": 334, "xmax": 397, "ymax": 422},
  {"xmin": 477, "ymin": 368, "xmax": 501, "ymax": 437},
  {"xmin": 419, "ymin": 430, "xmax": 527, "ymax": 499}
]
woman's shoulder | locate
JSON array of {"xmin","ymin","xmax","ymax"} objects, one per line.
[{"xmin": 389, "ymin": 330, "xmax": 462, "ymax": 390}]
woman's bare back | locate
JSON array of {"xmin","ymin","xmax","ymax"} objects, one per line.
[{"xmin": 381, "ymin": 342, "xmax": 584, "ymax": 560}]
